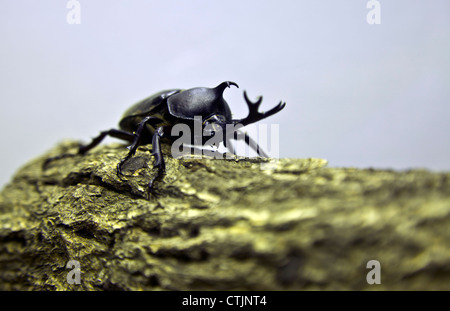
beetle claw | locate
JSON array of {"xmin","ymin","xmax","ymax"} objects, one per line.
[{"xmin": 116, "ymin": 161, "xmax": 127, "ymax": 180}]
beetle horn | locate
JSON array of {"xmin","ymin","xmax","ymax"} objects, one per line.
[{"xmin": 215, "ymin": 81, "xmax": 239, "ymax": 95}]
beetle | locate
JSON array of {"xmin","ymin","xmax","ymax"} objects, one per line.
[{"xmin": 45, "ymin": 81, "xmax": 286, "ymax": 191}]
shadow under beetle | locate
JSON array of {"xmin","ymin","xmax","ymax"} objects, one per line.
[{"xmin": 45, "ymin": 81, "xmax": 286, "ymax": 193}]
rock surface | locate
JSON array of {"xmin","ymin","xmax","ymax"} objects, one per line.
[{"xmin": 0, "ymin": 140, "xmax": 449, "ymax": 290}]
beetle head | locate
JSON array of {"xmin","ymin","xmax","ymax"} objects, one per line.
[
  {"xmin": 203, "ymin": 114, "xmax": 227, "ymax": 133},
  {"xmin": 202, "ymin": 114, "xmax": 227, "ymax": 146}
]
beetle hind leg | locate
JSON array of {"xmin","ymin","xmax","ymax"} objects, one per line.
[
  {"xmin": 43, "ymin": 129, "xmax": 135, "ymax": 169},
  {"xmin": 79, "ymin": 129, "xmax": 135, "ymax": 155}
]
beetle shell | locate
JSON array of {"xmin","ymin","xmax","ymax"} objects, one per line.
[{"xmin": 118, "ymin": 89, "xmax": 181, "ymax": 142}]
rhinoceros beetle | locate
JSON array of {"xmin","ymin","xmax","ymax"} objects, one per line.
[{"xmin": 45, "ymin": 81, "xmax": 286, "ymax": 192}]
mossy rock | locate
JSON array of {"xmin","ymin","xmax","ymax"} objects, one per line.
[{"xmin": 0, "ymin": 140, "xmax": 449, "ymax": 290}]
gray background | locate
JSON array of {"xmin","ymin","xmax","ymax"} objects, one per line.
[{"xmin": 1, "ymin": 1, "xmax": 449, "ymax": 189}]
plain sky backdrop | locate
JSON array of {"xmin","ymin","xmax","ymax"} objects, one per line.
[{"xmin": 1, "ymin": 1, "xmax": 449, "ymax": 189}]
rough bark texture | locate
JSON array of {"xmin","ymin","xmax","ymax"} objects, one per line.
[{"xmin": 0, "ymin": 140, "xmax": 449, "ymax": 290}]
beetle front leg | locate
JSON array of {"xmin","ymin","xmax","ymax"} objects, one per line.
[
  {"xmin": 148, "ymin": 126, "xmax": 166, "ymax": 190},
  {"xmin": 116, "ymin": 116, "xmax": 162, "ymax": 177}
]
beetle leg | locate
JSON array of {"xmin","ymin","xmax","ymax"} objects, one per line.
[
  {"xmin": 224, "ymin": 135, "xmax": 236, "ymax": 155},
  {"xmin": 151, "ymin": 127, "xmax": 166, "ymax": 171},
  {"xmin": 117, "ymin": 116, "xmax": 163, "ymax": 177},
  {"xmin": 126, "ymin": 116, "xmax": 160, "ymax": 154},
  {"xmin": 243, "ymin": 131, "xmax": 269, "ymax": 158},
  {"xmin": 232, "ymin": 91, "xmax": 286, "ymax": 127},
  {"xmin": 148, "ymin": 126, "xmax": 166, "ymax": 190},
  {"xmin": 227, "ymin": 129, "xmax": 269, "ymax": 158},
  {"xmin": 43, "ymin": 129, "xmax": 135, "ymax": 169},
  {"xmin": 79, "ymin": 129, "xmax": 135, "ymax": 155}
]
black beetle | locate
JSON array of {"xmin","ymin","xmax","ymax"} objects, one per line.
[{"xmin": 45, "ymin": 81, "xmax": 285, "ymax": 191}]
